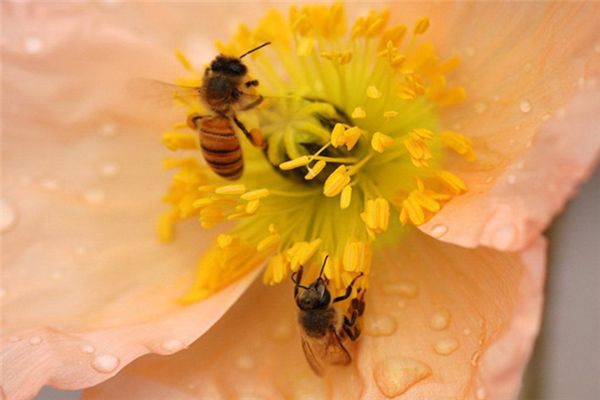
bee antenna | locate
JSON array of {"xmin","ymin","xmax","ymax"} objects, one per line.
[
  {"xmin": 318, "ymin": 255, "xmax": 329, "ymax": 279},
  {"xmin": 239, "ymin": 42, "xmax": 271, "ymax": 59}
]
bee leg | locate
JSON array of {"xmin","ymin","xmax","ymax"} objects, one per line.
[
  {"xmin": 292, "ymin": 265, "xmax": 304, "ymax": 298},
  {"xmin": 245, "ymin": 79, "xmax": 259, "ymax": 88},
  {"xmin": 186, "ymin": 113, "xmax": 206, "ymax": 129},
  {"xmin": 233, "ymin": 116, "xmax": 266, "ymax": 148},
  {"xmin": 237, "ymin": 95, "xmax": 263, "ymax": 111},
  {"xmin": 332, "ymin": 272, "xmax": 364, "ymax": 303},
  {"xmin": 342, "ymin": 292, "xmax": 366, "ymax": 341}
]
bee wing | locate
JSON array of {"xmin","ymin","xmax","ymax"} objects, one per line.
[
  {"xmin": 128, "ymin": 78, "xmax": 201, "ymax": 107},
  {"xmin": 300, "ymin": 329, "xmax": 351, "ymax": 376}
]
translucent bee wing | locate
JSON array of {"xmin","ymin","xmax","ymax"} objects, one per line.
[
  {"xmin": 127, "ymin": 78, "xmax": 201, "ymax": 107},
  {"xmin": 300, "ymin": 329, "xmax": 351, "ymax": 376}
]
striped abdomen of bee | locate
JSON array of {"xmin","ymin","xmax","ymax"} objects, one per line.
[{"xmin": 197, "ymin": 116, "xmax": 244, "ymax": 180}]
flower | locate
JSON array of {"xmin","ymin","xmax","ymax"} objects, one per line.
[{"xmin": 1, "ymin": 2, "xmax": 599, "ymax": 400}]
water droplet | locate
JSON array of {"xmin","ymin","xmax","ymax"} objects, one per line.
[
  {"xmin": 99, "ymin": 122, "xmax": 117, "ymax": 137},
  {"xmin": 160, "ymin": 339, "xmax": 184, "ymax": 353},
  {"xmin": 474, "ymin": 101, "xmax": 487, "ymax": 114},
  {"xmin": 383, "ymin": 281, "xmax": 419, "ymax": 298},
  {"xmin": 506, "ymin": 174, "xmax": 516, "ymax": 184},
  {"xmin": 434, "ymin": 337, "xmax": 459, "ymax": 355},
  {"xmin": 429, "ymin": 309, "xmax": 451, "ymax": 331},
  {"xmin": 8, "ymin": 336, "xmax": 22, "ymax": 343},
  {"xmin": 430, "ymin": 224, "xmax": 447, "ymax": 238},
  {"xmin": 491, "ymin": 225, "xmax": 516, "ymax": 250},
  {"xmin": 374, "ymin": 357, "xmax": 432, "ymax": 397},
  {"xmin": 1, "ymin": 198, "xmax": 17, "ymax": 233},
  {"xmin": 235, "ymin": 354, "xmax": 255, "ymax": 370},
  {"xmin": 28, "ymin": 336, "xmax": 42, "ymax": 345},
  {"xmin": 79, "ymin": 344, "xmax": 95, "ymax": 354},
  {"xmin": 271, "ymin": 319, "xmax": 293, "ymax": 341},
  {"xmin": 91, "ymin": 354, "xmax": 120, "ymax": 373},
  {"xmin": 476, "ymin": 386, "xmax": 487, "ymax": 399},
  {"xmin": 541, "ymin": 113, "xmax": 552, "ymax": 122},
  {"xmin": 41, "ymin": 178, "xmax": 60, "ymax": 191},
  {"xmin": 519, "ymin": 100, "xmax": 532, "ymax": 113},
  {"xmin": 98, "ymin": 162, "xmax": 120, "ymax": 178},
  {"xmin": 83, "ymin": 189, "xmax": 106, "ymax": 205},
  {"xmin": 24, "ymin": 36, "xmax": 43, "ymax": 54},
  {"xmin": 364, "ymin": 314, "xmax": 397, "ymax": 337}
]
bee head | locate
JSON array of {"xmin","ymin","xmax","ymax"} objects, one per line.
[
  {"xmin": 296, "ymin": 278, "xmax": 331, "ymax": 311},
  {"xmin": 210, "ymin": 55, "xmax": 247, "ymax": 76}
]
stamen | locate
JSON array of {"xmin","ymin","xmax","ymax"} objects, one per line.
[
  {"xmin": 340, "ymin": 185, "xmax": 352, "ymax": 209},
  {"xmin": 371, "ymin": 132, "xmax": 396, "ymax": 153},
  {"xmin": 241, "ymin": 188, "xmax": 270, "ymax": 200},
  {"xmin": 367, "ymin": 85, "xmax": 382, "ymax": 99},
  {"xmin": 351, "ymin": 107, "xmax": 367, "ymax": 119},
  {"xmin": 323, "ymin": 166, "xmax": 351, "ymax": 197},
  {"xmin": 215, "ymin": 184, "xmax": 246, "ymax": 195},
  {"xmin": 279, "ymin": 156, "xmax": 310, "ymax": 170}
]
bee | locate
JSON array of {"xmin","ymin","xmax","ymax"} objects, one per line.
[
  {"xmin": 292, "ymin": 256, "xmax": 366, "ymax": 376},
  {"xmin": 185, "ymin": 42, "xmax": 271, "ymax": 180}
]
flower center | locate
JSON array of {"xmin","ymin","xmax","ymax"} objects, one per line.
[{"xmin": 158, "ymin": 4, "xmax": 475, "ymax": 302}]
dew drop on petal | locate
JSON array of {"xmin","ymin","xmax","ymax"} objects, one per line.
[
  {"xmin": 83, "ymin": 189, "xmax": 106, "ymax": 205},
  {"xmin": 476, "ymin": 386, "xmax": 487, "ymax": 399},
  {"xmin": 434, "ymin": 337, "xmax": 459, "ymax": 355},
  {"xmin": 271, "ymin": 319, "xmax": 293, "ymax": 341},
  {"xmin": 429, "ymin": 309, "xmax": 451, "ymax": 331},
  {"xmin": 519, "ymin": 100, "xmax": 532, "ymax": 113},
  {"xmin": 160, "ymin": 339, "xmax": 184, "ymax": 353},
  {"xmin": 374, "ymin": 357, "xmax": 432, "ymax": 397},
  {"xmin": 235, "ymin": 354, "xmax": 255, "ymax": 370},
  {"xmin": 79, "ymin": 344, "xmax": 96, "ymax": 354},
  {"xmin": 364, "ymin": 314, "xmax": 397, "ymax": 337},
  {"xmin": 91, "ymin": 354, "xmax": 120, "ymax": 373},
  {"xmin": 430, "ymin": 224, "xmax": 447, "ymax": 239},
  {"xmin": 383, "ymin": 281, "xmax": 419, "ymax": 298},
  {"xmin": 491, "ymin": 225, "xmax": 516, "ymax": 250},
  {"xmin": 24, "ymin": 36, "xmax": 43, "ymax": 54},
  {"xmin": 98, "ymin": 162, "xmax": 120, "ymax": 178},
  {"xmin": 1, "ymin": 198, "xmax": 17, "ymax": 233},
  {"xmin": 28, "ymin": 336, "xmax": 42, "ymax": 345}
]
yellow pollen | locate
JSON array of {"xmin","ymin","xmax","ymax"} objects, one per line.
[
  {"xmin": 367, "ymin": 85, "xmax": 382, "ymax": 99},
  {"xmin": 241, "ymin": 188, "xmax": 270, "ymax": 201},
  {"xmin": 413, "ymin": 17, "xmax": 430, "ymax": 35},
  {"xmin": 257, "ymin": 234, "xmax": 280, "ymax": 253},
  {"xmin": 161, "ymin": 131, "xmax": 198, "ymax": 151},
  {"xmin": 371, "ymin": 132, "xmax": 396, "ymax": 153},
  {"xmin": 440, "ymin": 131, "xmax": 476, "ymax": 161},
  {"xmin": 437, "ymin": 170, "xmax": 468, "ymax": 194},
  {"xmin": 344, "ymin": 126, "xmax": 363, "ymax": 150},
  {"xmin": 157, "ymin": 211, "xmax": 176, "ymax": 243},
  {"xmin": 323, "ymin": 165, "xmax": 351, "ymax": 197},
  {"xmin": 217, "ymin": 234, "xmax": 234, "ymax": 249},
  {"xmin": 215, "ymin": 184, "xmax": 246, "ymax": 195},
  {"xmin": 245, "ymin": 199, "xmax": 260, "ymax": 214},
  {"xmin": 340, "ymin": 185, "xmax": 352, "ymax": 209},
  {"xmin": 383, "ymin": 110, "xmax": 399, "ymax": 118},
  {"xmin": 175, "ymin": 50, "xmax": 194, "ymax": 71},
  {"xmin": 279, "ymin": 156, "xmax": 310, "ymax": 170},
  {"xmin": 343, "ymin": 241, "xmax": 372, "ymax": 273},
  {"xmin": 330, "ymin": 123, "xmax": 347, "ymax": 148},
  {"xmin": 351, "ymin": 107, "xmax": 367, "ymax": 119},
  {"xmin": 361, "ymin": 198, "xmax": 390, "ymax": 234},
  {"xmin": 192, "ymin": 198, "xmax": 214, "ymax": 208}
]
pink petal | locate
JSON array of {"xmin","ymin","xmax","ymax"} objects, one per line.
[
  {"xmin": 414, "ymin": 3, "xmax": 600, "ymax": 250},
  {"xmin": 82, "ymin": 231, "xmax": 546, "ymax": 399},
  {"xmin": 1, "ymin": 3, "xmax": 263, "ymax": 399}
]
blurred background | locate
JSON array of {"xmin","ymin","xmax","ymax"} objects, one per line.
[{"xmin": 32, "ymin": 170, "xmax": 600, "ymax": 399}]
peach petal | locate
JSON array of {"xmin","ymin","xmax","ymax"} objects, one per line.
[
  {"xmin": 82, "ymin": 231, "xmax": 546, "ymax": 400},
  {"xmin": 422, "ymin": 85, "xmax": 600, "ymax": 251},
  {"xmin": 410, "ymin": 2, "xmax": 600, "ymax": 249},
  {"xmin": 1, "ymin": 3, "xmax": 266, "ymax": 399}
]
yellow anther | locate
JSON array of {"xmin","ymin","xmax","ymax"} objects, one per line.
[
  {"xmin": 367, "ymin": 86, "xmax": 382, "ymax": 99},
  {"xmin": 157, "ymin": 211, "xmax": 176, "ymax": 243},
  {"xmin": 226, "ymin": 211, "xmax": 248, "ymax": 221},
  {"xmin": 200, "ymin": 207, "xmax": 224, "ymax": 218},
  {"xmin": 404, "ymin": 129, "xmax": 434, "ymax": 167},
  {"xmin": 217, "ymin": 234, "xmax": 234, "ymax": 249},
  {"xmin": 241, "ymin": 188, "xmax": 270, "ymax": 201},
  {"xmin": 413, "ymin": 17, "xmax": 430, "ymax": 35},
  {"xmin": 371, "ymin": 132, "xmax": 396, "ymax": 153},
  {"xmin": 412, "ymin": 128, "xmax": 434, "ymax": 140},
  {"xmin": 197, "ymin": 185, "xmax": 215, "ymax": 193},
  {"xmin": 268, "ymin": 223, "xmax": 277, "ymax": 234},
  {"xmin": 361, "ymin": 198, "xmax": 390, "ymax": 233},
  {"xmin": 344, "ymin": 126, "xmax": 362, "ymax": 151},
  {"xmin": 397, "ymin": 75, "xmax": 425, "ymax": 100},
  {"xmin": 438, "ymin": 170, "xmax": 467, "ymax": 194},
  {"xmin": 321, "ymin": 51, "xmax": 353, "ymax": 65},
  {"xmin": 289, "ymin": 239, "xmax": 322, "ymax": 271},
  {"xmin": 351, "ymin": 107, "xmax": 367, "ymax": 119},
  {"xmin": 343, "ymin": 241, "xmax": 372, "ymax": 273},
  {"xmin": 323, "ymin": 165, "xmax": 351, "ymax": 197},
  {"xmin": 383, "ymin": 111, "xmax": 399, "ymax": 118},
  {"xmin": 440, "ymin": 131, "xmax": 476, "ymax": 161},
  {"xmin": 192, "ymin": 198, "xmax": 214, "ymax": 208},
  {"xmin": 279, "ymin": 156, "xmax": 310, "ymax": 170},
  {"xmin": 340, "ymin": 185, "xmax": 352, "ymax": 209},
  {"xmin": 215, "ymin": 184, "xmax": 246, "ymax": 195},
  {"xmin": 330, "ymin": 123, "xmax": 347, "ymax": 148},
  {"xmin": 175, "ymin": 50, "xmax": 193, "ymax": 71},
  {"xmin": 400, "ymin": 196, "xmax": 425, "ymax": 225},
  {"xmin": 263, "ymin": 254, "xmax": 287, "ymax": 285},
  {"xmin": 257, "ymin": 234, "xmax": 280, "ymax": 253},
  {"xmin": 305, "ymin": 160, "xmax": 326, "ymax": 180},
  {"xmin": 245, "ymin": 199, "xmax": 260, "ymax": 214},
  {"xmin": 161, "ymin": 131, "xmax": 198, "ymax": 151}
]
